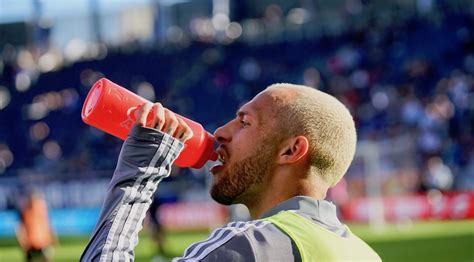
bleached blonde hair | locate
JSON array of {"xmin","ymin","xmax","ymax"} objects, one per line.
[{"xmin": 265, "ymin": 83, "xmax": 357, "ymax": 187}]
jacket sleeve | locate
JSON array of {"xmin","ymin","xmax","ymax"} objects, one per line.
[{"xmin": 81, "ymin": 125, "xmax": 183, "ymax": 262}]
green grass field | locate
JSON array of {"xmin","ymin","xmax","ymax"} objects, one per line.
[{"xmin": 1, "ymin": 220, "xmax": 473, "ymax": 261}]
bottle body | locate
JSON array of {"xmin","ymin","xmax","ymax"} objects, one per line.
[{"xmin": 81, "ymin": 78, "xmax": 217, "ymax": 168}]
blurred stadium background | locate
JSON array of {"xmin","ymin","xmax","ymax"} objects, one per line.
[{"xmin": 0, "ymin": 0, "xmax": 473, "ymax": 261}]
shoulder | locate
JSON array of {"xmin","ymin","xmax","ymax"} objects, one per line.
[{"xmin": 173, "ymin": 219, "xmax": 298, "ymax": 262}]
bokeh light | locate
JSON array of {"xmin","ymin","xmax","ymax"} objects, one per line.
[
  {"xmin": 29, "ymin": 122, "xmax": 50, "ymax": 142},
  {"xmin": 15, "ymin": 71, "xmax": 31, "ymax": 92},
  {"xmin": 42, "ymin": 140, "xmax": 62, "ymax": 160},
  {"xmin": 0, "ymin": 144, "xmax": 14, "ymax": 174},
  {"xmin": 0, "ymin": 86, "xmax": 11, "ymax": 110}
]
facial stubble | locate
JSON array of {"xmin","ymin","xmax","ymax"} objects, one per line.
[{"xmin": 210, "ymin": 140, "xmax": 277, "ymax": 206}]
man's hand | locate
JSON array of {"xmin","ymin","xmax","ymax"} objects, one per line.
[{"xmin": 134, "ymin": 102, "xmax": 193, "ymax": 143}]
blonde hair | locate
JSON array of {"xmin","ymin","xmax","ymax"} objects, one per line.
[{"xmin": 266, "ymin": 83, "xmax": 357, "ymax": 187}]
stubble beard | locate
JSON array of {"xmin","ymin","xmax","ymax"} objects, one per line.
[{"xmin": 210, "ymin": 143, "xmax": 276, "ymax": 206}]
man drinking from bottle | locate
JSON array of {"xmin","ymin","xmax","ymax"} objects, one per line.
[{"xmin": 81, "ymin": 83, "xmax": 380, "ymax": 261}]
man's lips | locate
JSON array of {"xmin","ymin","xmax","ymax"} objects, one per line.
[
  {"xmin": 209, "ymin": 164, "xmax": 225, "ymax": 174},
  {"xmin": 216, "ymin": 147, "xmax": 228, "ymax": 163},
  {"xmin": 209, "ymin": 147, "xmax": 228, "ymax": 174}
]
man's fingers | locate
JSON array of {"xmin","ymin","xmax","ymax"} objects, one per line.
[
  {"xmin": 155, "ymin": 103, "xmax": 166, "ymax": 130},
  {"xmin": 175, "ymin": 118, "xmax": 193, "ymax": 142},
  {"xmin": 162, "ymin": 109, "xmax": 179, "ymax": 135},
  {"xmin": 135, "ymin": 102, "xmax": 153, "ymax": 126},
  {"xmin": 135, "ymin": 103, "xmax": 193, "ymax": 142},
  {"xmin": 150, "ymin": 103, "xmax": 165, "ymax": 129}
]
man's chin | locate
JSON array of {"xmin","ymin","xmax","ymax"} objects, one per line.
[
  {"xmin": 210, "ymin": 186, "xmax": 235, "ymax": 206},
  {"xmin": 212, "ymin": 196, "xmax": 234, "ymax": 205}
]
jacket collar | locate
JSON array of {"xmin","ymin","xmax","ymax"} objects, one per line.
[{"xmin": 260, "ymin": 195, "xmax": 348, "ymax": 236}]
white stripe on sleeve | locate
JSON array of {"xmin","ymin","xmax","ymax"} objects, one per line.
[
  {"xmin": 173, "ymin": 220, "xmax": 270, "ymax": 262},
  {"xmin": 100, "ymin": 136, "xmax": 172, "ymax": 262}
]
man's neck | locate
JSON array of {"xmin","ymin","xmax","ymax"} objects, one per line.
[
  {"xmin": 244, "ymin": 173, "xmax": 328, "ymax": 219},
  {"xmin": 246, "ymin": 191, "xmax": 289, "ymax": 219}
]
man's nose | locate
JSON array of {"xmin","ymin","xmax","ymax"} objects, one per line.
[{"xmin": 214, "ymin": 122, "xmax": 231, "ymax": 144}]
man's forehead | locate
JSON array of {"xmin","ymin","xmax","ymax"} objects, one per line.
[
  {"xmin": 236, "ymin": 90, "xmax": 282, "ymax": 121},
  {"xmin": 236, "ymin": 101, "xmax": 260, "ymax": 118},
  {"xmin": 239, "ymin": 92, "xmax": 270, "ymax": 112}
]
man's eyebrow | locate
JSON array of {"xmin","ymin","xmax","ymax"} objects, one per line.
[
  {"xmin": 235, "ymin": 110, "xmax": 249, "ymax": 117},
  {"xmin": 236, "ymin": 109, "xmax": 263, "ymax": 124}
]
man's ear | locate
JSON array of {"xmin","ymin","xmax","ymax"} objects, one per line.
[{"xmin": 277, "ymin": 136, "xmax": 309, "ymax": 164}]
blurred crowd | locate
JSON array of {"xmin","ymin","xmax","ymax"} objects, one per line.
[{"xmin": 0, "ymin": 8, "xmax": 472, "ymax": 199}]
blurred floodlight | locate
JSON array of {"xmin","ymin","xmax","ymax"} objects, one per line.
[
  {"xmin": 38, "ymin": 53, "xmax": 56, "ymax": 72},
  {"xmin": 372, "ymin": 91, "xmax": 389, "ymax": 110},
  {"xmin": 17, "ymin": 49, "xmax": 36, "ymax": 71},
  {"xmin": 39, "ymin": 50, "xmax": 63, "ymax": 72},
  {"xmin": 44, "ymin": 92, "xmax": 64, "ymax": 110},
  {"xmin": 287, "ymin": 8, "xmax": 310, "ymax": 25},
  {"xmin": 212, "ymin": 0, "xmax": 230, "ymax": 33},
  {"xmin": 239, "ymin": 57, "xmax": 261, "ymax": 81},
  {"xmin": 264, "ymin": 4, "xmax": 283, "ymax": 24},
  {"xmin": 337, "ymin": 47, "xmax": 361, "ymax": 70},
  {"xmin": 428, "ymin": 95, "xmax": 455, "ymax": 121},
  {"xmin": 60, "ymin": 88, "xmax": 80, "ymax": 109},
  {"xmin": 15, "ymin": 71, "xmax": 31, "ymax": 92},
  {"xmin": 43, "ymin": 140, "xmax": 62, "ymax": 160},
  {"xmin": 350, "ymin": 70, "xmax": 370, "ymax": 89},
  {"xmin": 225, "ymin": 22, "xmax": 242, "ymax": 39},
  {"xmin": 0, "ymin": 144, "xmax": 14, "ymax": 173},
  {"xmin": 30, "ymin": 122, "xmax": 50, "ymax": 141},
  {"xmin": 212, "ymin": 13, "xmax": 230, "ymax": 31},
  {"xmin": 33, "ymin": 92, "xmax": 57, "ymax": 110},
  {"xmin": 436, "ymin": 95, "xmax": 455, "ymax": 119},
  {"xmin": 242, "ymin": 19, "xmax": 264, "ymax": 39},
  {"xmin": 0, "ymin": 86, "xmax": 11, "ymax": 110},
  {"xmin": 191, "ymin": 18, "xmax": 215, "ymax": 40},
  {"xmin": 26, "ymin": 102, "xmax": 49, "ymax": 120},
  {"xmin": 137, "ymin": 81, "xmax": 156, "ymax": 102},
  {"xmin": 64, "ymin": 39, "xmax": 88, "ymax": 62}
]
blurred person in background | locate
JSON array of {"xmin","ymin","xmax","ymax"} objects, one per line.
[
  {"xmin": 16, "ymin": 189, "xmax": 56, "ymax": 262},
  {"xmin": 81, "ymin": 83, "xmax": 380, "ymax": 261},
  {"xmin": 423, "ymin": 156, "xmax": 454, "ymax": 192},
  {"xmin": 148, "ymin": 196, "xmax": 167, "ymax": 260}
]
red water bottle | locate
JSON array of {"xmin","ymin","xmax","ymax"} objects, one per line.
[{"xmin": 81, "ymin": 78, "xmax": 218, "ymax": 168}]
